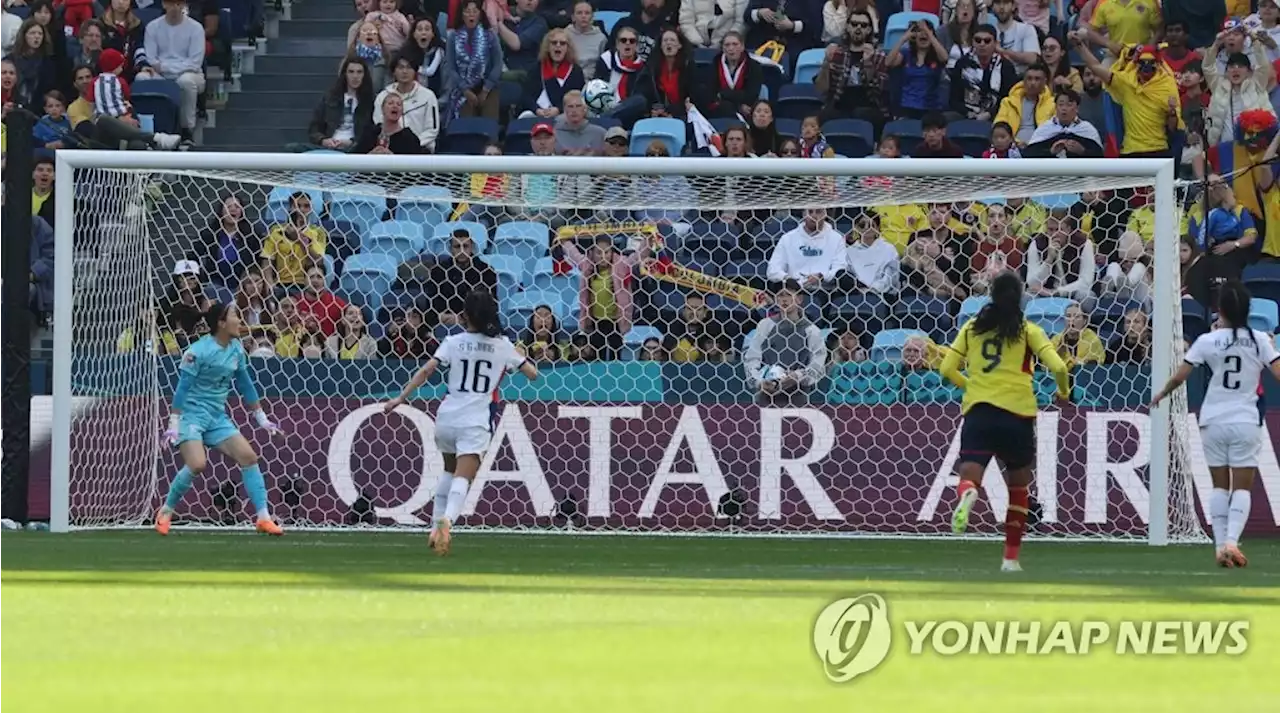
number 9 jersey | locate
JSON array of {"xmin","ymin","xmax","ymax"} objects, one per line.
[
  {"xmin": 432, "ymin": 332, "xmax": 530, "ymax": 454},
  {"xmin": 944, "ymin": 319, "xmax": 1070, "ymax": 418}
]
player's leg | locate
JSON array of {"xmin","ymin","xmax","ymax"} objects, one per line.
[
  {"xmin": 432, "ymin": 453, "xmax": 457, "ymax": 533},
  {"xmin": 1201, "ymin": 424, "xmax": 1234, "ymax": 565},
  {"xmin": 430, "ymin": 427, "xmax": 489, "ymax": 556},
  {"xmin": 1222, "ymin": 425, "xmax": 1261, "ymax": 567},
  {"xmin": 952, "ymin": 408, "xmax": 993, "ymax": 534},
  {"xmin": 214, "ymin": 432, "xmax": 282, "ymax": 536},
  {"xmin": 156, "ymin": 439, "xmax": 208, "ymax": 535},
  {"xmin": 995, "ymin": 411, "xmax": 1037, "ymax": 571}
]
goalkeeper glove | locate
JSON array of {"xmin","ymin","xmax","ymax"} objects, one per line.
[{"xmin": 253, "ymin": 409, "xmax": 283, "ymax": 436}]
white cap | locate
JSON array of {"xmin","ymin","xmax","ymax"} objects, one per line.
[{"xmin": 172, "ymin": 259, "xmax": 201, "ymax": 277}]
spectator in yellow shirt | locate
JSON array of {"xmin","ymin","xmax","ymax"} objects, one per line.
[
  {"xmin": 261, "ymin": 192, "xmax": 328, "ymax": 288},
  {"xmin": 1051, "ymin": 303, "xmax": 1106, "ymax": 368},
  {"xmin": 1006, "ymin": 195, "xmax": 1047, "ymax": 243},
  {"xmin": 1085, "ymin": 0, "xmax": 1162, "ymax": 51},
  {"xmin": 67, "ymin": 64, "xmax": 95, "ymax": 129},
  {"xmin": 1074, "ymin": 38, "xmax": 1184, "ymax": 157},
  {"xmin": 993, "ymin": 63, "xmax": 1055, "ymax": 146},
  {"xmin": 874, "ymin": 203, "xmax": 929, "ymax": 254}
]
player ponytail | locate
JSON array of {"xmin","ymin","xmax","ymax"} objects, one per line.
[
  {"xmin": 1217, "ymin": 280, "xmax": 1258, "ymax": 354},
  {"xmin": 463, "ymin": 289, "xmax": 503, "ymax": 338},
  {"xmin": 203, "ymin": 302, "xmax": 233, "ymax": 337},
  {"xmin": 971, "ymin": 270, "xmax": 1025, "ymax": 345}
]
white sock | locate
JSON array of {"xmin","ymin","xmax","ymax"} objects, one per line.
[
  {"xmin": 1210, "ymin": 488, "xmax": 1229, "ymax": 550},
  {"xmin": 1227, "ymin": 490, "xmax": 1252, "ymax": 547},
  {"xmin": 433, "ymin": 472, "xmax": 454, "ymax": 525},
  {"xmin": 444, "ymin": 477, "xmax": 470, "ymax": 523},
  {"xmin": 256, "ymin": 508, "xmax": 270, "ymax": 519}
]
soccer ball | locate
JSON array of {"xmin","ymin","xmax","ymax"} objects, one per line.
[
  {"xmin": 583, "ymin": 79, "xmax": 617, "ymax": 116},
  {"xmin": 759, "ymin": 365, "xmax": 787, "ymax": 383}
]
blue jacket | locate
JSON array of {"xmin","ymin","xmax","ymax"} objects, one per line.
[{"xmin": 30, "ymin": 217, "xmax": 55, "ymax": 314}]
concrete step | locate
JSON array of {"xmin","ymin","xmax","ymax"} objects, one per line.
[
  {"xmin": 278, "ymin": 18, "xmax": 355, "ymax": 38},
  {"xmin": 239, "ymin": 72, "xmax": 335, "ymax": 92},
  {"xmin": 213, "ymin": 107, "xmax": 314, "ymax": 130},
  {"xmin": 293, "ymin": 2, "xmax": 361, "ymax": 21},
  {"xmin": 254, "ymin": 54, "xmax": 344, "ymax": 74},
  {"xmin": 268, "ymin": 37, "xmax": 349, "ymax": 56},
  {"xmin": 228, "ymin": 89, "xmax": 323, "ymax": 109}
]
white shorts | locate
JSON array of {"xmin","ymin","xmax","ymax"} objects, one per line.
[
  {"xmin": 1200, "ymin": 423, "xmax": 1262, "ymax": 468},
  {"xmin": 434, "ymin": 423, "xmax": 492, "ymax": 456}
]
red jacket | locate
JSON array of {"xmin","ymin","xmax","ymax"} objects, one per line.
[{"xmin": 296, "ymin": 291, "xmax": 347, "ymax": 336}]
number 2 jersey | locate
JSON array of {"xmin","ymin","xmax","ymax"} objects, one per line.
[
  {"xmin": 1185, "ymin": 328, "xmax": 1280, "ymax": 427},
  {"xmin": 943, "ymin": 319, "xmax": 1070, "ymax": 418},
  {"xmin": 433, "ymin": 332, "xmax": 529, "ymax": 429}
]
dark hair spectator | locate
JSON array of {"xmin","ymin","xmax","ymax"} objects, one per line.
[
  {"xmin": 748, "ymin": 99, "xmax": 781, "ymax": 155},
  {"xmin": 355, "ymin": 92, "xmax": 423, "ymax": 153},
  {"xmin": 646, "ymin": 27, "xmax": 695, "ymax": 119},
  {"xmin": 66, "ymin": 63, "xmax": 96, "ymax": 129},
  {"xmin": 327, "ymin": 304, "xmax": 379, "ymax": 360},
  {"xmin": 1195, "ymin": 174, "xmax": 1258, "ymax": 289},
  {"xmin": 913, "ymin": 112, "xmax": 965, "ymax": 157},
  {"xmin": 69, "ymin": 20, "xmax": 106, "ymax": 94},
  {"xmin": 399, "ymin": 15, "xmax": 446, "ymax": 94},
  {"xmin": 260, "ymin": 192, "xmax": 328, "ymax": 288},
  {"xmin": 375, "ymin": 52, "xmax": 441, "ymax": 151},
  {"xmin": 886, "ymin": 17, "xmax": 947, "ymax": 119},
  {"xmin": 2, "ymin": 59, "xmax": 28, "ymax": 110},
  {"xmin": 1021, "ymin": 88, "xmax": 1104, "ymax": 158},
  {"xmin": 989, "ymin": 0, "xmax": 1040, "ymax": 73},
  {"xmin": 941, "ymin": 0, "xmax": 979, "ymax": 67},
  {"xmin": 32, "ymin": 156, "xmax": 56, "ymax": 228},
  {"xmin": 499, "ymin": 0, "xmax": 550, "ymax": 76},
  {"xmin": 520, "ymin": 27, "xmax": 585, "ymax": 119},
  {"xmin": 994, "ymin": 61, "xmax": 1053, "ymax": 146},
  {"xmin": 606, "ymin": 0, "xmax": 669, "ymax": 63},
  {"xmin": 428, "ymin": 231, "xmax": 499, "ymax": 328},
  {"xmin": 145, "ymin": 0, "xmax": 209, "ymax": 139},
  {"xmin": 663, "ymin": 293, "xmax": 735, "ymax": 363},
  {"xmin": 33, "ymin": 89, "xmax": 75, "ymax": 149},
  {"xmin": 722, "ymin": 124, "xmax": 754, "ymax": 157},
  {"xmin": 231, "ymin": 269, "xmax": 277, "ymax": 329},
  {"xmin": 566, "ymin": 1, "xmax": 606, "ymax": 79},
  {"xmin": 1040, "ymin": 34, "xmax": 1082, "ymax": 94},
  {"xmin": 903, "ymin": 202, "xmax": 973, "ymax": 299},
  {"xmin": 595, "ymin": 22, "xmax": 652, "ymax": 126},
  {"xmin": 202, "ymin": 194, "xmax": 261, "ymax": 287},
  {"xmin": 442, "ymin": 0, "xmax": 503, "ymax": 123},
  {"xmin": 11, "ymin": 18, "xmax": 57, "ymax": 101},
  {"xmin": 745, "ymin": 0, "xmax": 819, "ymax": 56},
  {"xmin": 1107, "ymin": 309, "xmax": 1151, "ymax": 365},
  {"xmin": 1027, "ymin": 209, "xmax": 1096, "ymax": 302},
  {"xmin": 1180, "ymin": 234, "xmax": 1211, "ymax": 307},
  {"xmin": 518, "ymin": 304, "xmax": 565, "ymax": 362},
  {"xmin": 816, "ymin": 9, "xmax": 888, "ymax": 126},
  {"xmin": 380, "ymin": 307, "xmax": 438, "ymax": 358},
  {"xmin": 99, "ymin": 0, "xmax": 151, "ymax": 80},
  {"xmin": 948, "ymin": 23, "xmax": 1015, "ymax": 121},
  {"xmin": 305, "ymin": 57, "xmax": 375, "ymax": 151},
  {"xmin": 1203, "ymin": 35, "xmax": 1275, "ymax": 146},
  {"xmin": 698, "ymin": 31, "xmax": 762, "ymax": 120},
  {"xmin": 777, "ymin": 136, "xmax": 800, "ymax": 156}
]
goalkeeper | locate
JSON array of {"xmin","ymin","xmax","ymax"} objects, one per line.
[{"xmin": 155, "ymin": 303, "xmax": 285, "ymax": 536}]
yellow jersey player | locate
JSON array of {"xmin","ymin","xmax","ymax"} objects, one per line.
[{"xmin": 939, "ymin": 271, "xmax": 1071, "ymax": 571}]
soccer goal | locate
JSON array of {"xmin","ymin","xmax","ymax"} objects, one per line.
[{"xmin": 47, "ymin": 151, "xmax": 1205, "ymax": 544}]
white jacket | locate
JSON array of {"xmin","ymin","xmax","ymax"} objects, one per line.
[
  {"xmin": 844, "ymin": 237, "xmax": 900, "ymax": 293},
  {"xmin": 822, "ymin": 2, "xmax": 849, "ymax": 45},
  {"xmin": 767, "ymin": 222, "xmax": 847, "ymax": 283},
  {"xmin": 679, "ymin": 0, "xmax": 748, "ymax": 48},
  {"xmin": 1204, "ymin": 40, "xmax": 1277, "ymax": 146},
  {"xmin": 374, "ymin": 83, "xmax": 440, "ymax": 150},
  {"xmin": 1025, "ymin": 238, "xmax": 1096, "ymax": 301}
]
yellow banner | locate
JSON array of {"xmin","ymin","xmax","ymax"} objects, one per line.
[
  {"xmin": 640, "ymin": 260, "xmax": 770, "ymax": 309},
  {"xmin": 555, "ymin": 221, "xmax": 661, "ymax": 247}
]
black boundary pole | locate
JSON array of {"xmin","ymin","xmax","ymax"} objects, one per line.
[{"xmin": 2, "ymin": 109, "xmax": 36, "ymax": 524}]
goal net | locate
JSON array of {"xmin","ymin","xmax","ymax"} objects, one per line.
[{"xmin": 48, "ymin": 154, "xmax": 1206, "ymax": 543}]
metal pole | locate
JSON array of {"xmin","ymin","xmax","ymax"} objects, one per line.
[{"xmin": 2, "ymin": 109, "xmax": 36, "ymax": 524}]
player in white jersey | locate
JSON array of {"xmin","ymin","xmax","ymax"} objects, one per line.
[
  {"xmin": 384, "ymin": 289, "xmax": 537, "ymax": 554},
  {"xmin": 1151, "ymin": 282, "xmax": 1280, "ymax": 568}
]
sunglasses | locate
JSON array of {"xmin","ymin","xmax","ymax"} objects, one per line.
[
  {"xmin": 974, "ymin": 36, "xmax": 994, "ymax": 44},
  {"xmin": 618, "ymin": 36, "xmax": 637, "ymax": 44},
  {"xmin": 550, "ymin": 39, "xmax": 567, "ymax": 46},
  {"xmin": 849, "ymin": 21, "xmax": 870, "ymax": 28},
  {"xmin": 606, "ymin": 137, "xmax": 628, "ymax": 145},
  {"xmin": 646, "ymin": 152, "xmax": 666, "ymax": 157}
]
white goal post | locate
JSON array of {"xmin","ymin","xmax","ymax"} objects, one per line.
[{"xmin": 49, "ymin": 151, "xmax": 1197, "ymax": 544}]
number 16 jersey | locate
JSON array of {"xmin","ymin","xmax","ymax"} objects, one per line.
[
  {"xmin": 433, "ymin": 332, "xmax": 529, "ymax": 429},
  {"xmin": 947, "ymin": 319, "xmax": 1065, "ymax": 418},
  {"xmin": 1185, "ymin": 328, "xmax": 1280, "ymax": 427}
]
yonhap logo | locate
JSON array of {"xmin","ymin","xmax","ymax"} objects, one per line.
[{"xmin": 812, "ymin": 594, "xmax": 893, "ymax": 683}]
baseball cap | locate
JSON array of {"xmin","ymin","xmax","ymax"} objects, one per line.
[
  {"xmin": 604, "ymin": 126, "xmax": 629, "ymax": 142},
  {"xmin": 172, "ymin": 259, "xmax": 201, "ymax": 277},
  {"xmin": 532, "ymin": 122, "xmax": 555, "ymax": 137}
]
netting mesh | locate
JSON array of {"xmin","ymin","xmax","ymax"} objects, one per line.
[{"xmin": 61, "ymin": 161, "xmax": 1205, "ymax": 542}]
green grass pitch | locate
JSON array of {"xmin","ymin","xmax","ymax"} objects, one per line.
[{"xmin": 3, "ymin": 532, "xmax": 1279, "ymax": 712}]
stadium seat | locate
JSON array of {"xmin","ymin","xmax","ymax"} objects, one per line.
[
  {"xmin": 440, "ymin": 117, "xmax": 499, "ymax": 155},
  {"xmin": 130, "ymin": 79, "xmax": 180, "ymax": 134},
  {"xmin": 1035, "ymin": 193, "xmax": 1081, "ymax": 211},
  {"xmin": 829, "ymin": 293, "xmax": 889, "ymax": 321},
  {"xmin": 364, "ymin": 220, "xmax": 426, "ymax": 261},
  {"xmin": 630, "ymin": 118, "xmax": 686, "ymax": 156},
  {"xmin": 383, "ymin": 288, "xmax": 431, "ymax": 317},
  {"xmin": 693, "ymin": 46, "xmax": 717, "ymax": 68},
  {"xmin": 339, "ymin": 253, "xmax": 399, "ymax": 315},
  {"xmin": 622, "ymin": 326, "xmax": 663, "ymax": 360},
  {"xmin": 957, "ymin": 295, "xmax": 990, "ymax": 324},
  {"xmin": 395, "ymin": 185, "xmax": 453, "ymax": 232},
  {"xmin": 595, "ymin": 10, "xmax": 627, "ymax": 33},
  {"xmin": 1025, "ymin": 297, "xmax": 1075, "ymax": 334},
  {"xmin": 882, "ymin": 11, "xmax": 940, "ymax": 50},
  {"xmin": 208, "ymin": 284, "xmax": 234, "ymax": 306},
  {"xmin": 1250, "ymin": 298, "xmax": 1279, "ymax": 333},
  {"xmin": 427, "ymin": 221, "xmax": 489, "ymax": 256},
  {"xmin": 775, "ymin": 84, "xmax": 823, "ymax": 121},
  {"xmin": 893, "ymin": 295, "xmax": 953, "ymax": 339},
  {"xmin": 882, "ymin": 118, "xmax": 924, "ymax": 150},
  {"xmin": 492, "ymin": 221, "xmax": 549, "ymax": 276},
  {"xmin": 870, "ymin": 329, "xmax": 926, "ymax": 362},
  {"xmin": 822, "ymin": 118, "xmax": 875, "ymax": 158},
  {"xmin": 505, "ymin": 116, "xmax": 536, "ymax": 155},
  {"xmin": 710, "ymin": 117, "xmax": 738, "ymax": 135},
  {"xmin": 1243, "ymin": 262, "xmax": 1280, "ymax": 304},
  {"xmin": 1091, "ymin": 298, "xmax": 1143, "ymax": 330},
  {"xmin": 792, "ymin": 48, "xmax": 826, "ymax": 84},
  {"xmin": 590, "ymin": 114, "xmax": 623, "ymax": 130},
  {"xmin": 774, "ymin": 117, "xmax": 802, "ymax": 141},
  {"xmin": 482, "ymin": 254, "xmax": 527, "ymax": 303},
  {"xmin": 329, "ymin": 184, "xmax": 388, "ymax": 238},
  {"xmin": 720, "ymin": 260, "xmax": 767, "ymax": 283},
  {"xmin": 1182, "ymin": 298, "xmax": 1210, "ymax": 341},
  {"xmin": 507, "ymin": 289, "xmax": 571, "ymax": 328},
  {"xmin": 945, "ymin": 119, "xmax": 992, "ymax": 157},
  {"xmin": 265, "ymin": 186, "xmax": 324, "ymax": 223}
]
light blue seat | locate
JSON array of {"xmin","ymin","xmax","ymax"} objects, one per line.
[
  {"xmin": 266, "ymin": 186, "xmax": 324, "ymax": 223},
  {"xmin": 507, "ymin": 290, "xmax": 565, "ymax": 330},
  {"xmin": 630, "ymin": 117, "xmax": 686, "ymax": 156},
  {"xmin": 1025, "ymin": 297, "xmax": 1076, "ymax": 335},
  {"xmin": 870, "ymin": 329, "xmax": 927, "ymax": 362},
  {"xmin": 530, "ymin": 257, "xmax": 579, "ymax": 312},
  {"xmin": 427, "ymin": 221, "xmax": 489, "ymax": 256},
  {"xmin": 1250, "ymin": 298, "xmax": 1279, "ymax": 333},
  {"xmin": 364, "ymin": 220, "xmax": 427, "ymax": 261},
  {"xmin": 323, "ymin": 254, "xmax": 336, "ymax": 287},
  {"xmin": 1035, "ymin": 193, "xmax": 1080, "ymax": 211},
  {"xmin": 482, "ymin": 254, "xmax": 527, "ymax": 303},
  {"xmin": 883, "ymin": 11, "xmax": 940, "ymax": 50},
  {"xmin": 395, "ymin": 185, "xmax": 454, "ymax": 233},
  {"xmin": 623, "ymin": 326, "xmax": 663, "ymax": 361},
  {"xmin": 330, "ymin": 183, "xmax": 388, "ymax": 237},
  {"xmin": 493, "ymin": 221, "xmax": 549, "ymax": 276},
  {"xmin": 595, "ymin": 10, "xmax": 626, "ymax": 33},
  {"xmin": 958, "ymin": 296, "xmax": 990, "ymax": 325},
  {"xmin": 338, "ymin": 253, "xmax": 399, "ymax": 315},
  {"xmin": 792, "ymin": 48, "xmax": 825, "ymax": 84}
]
